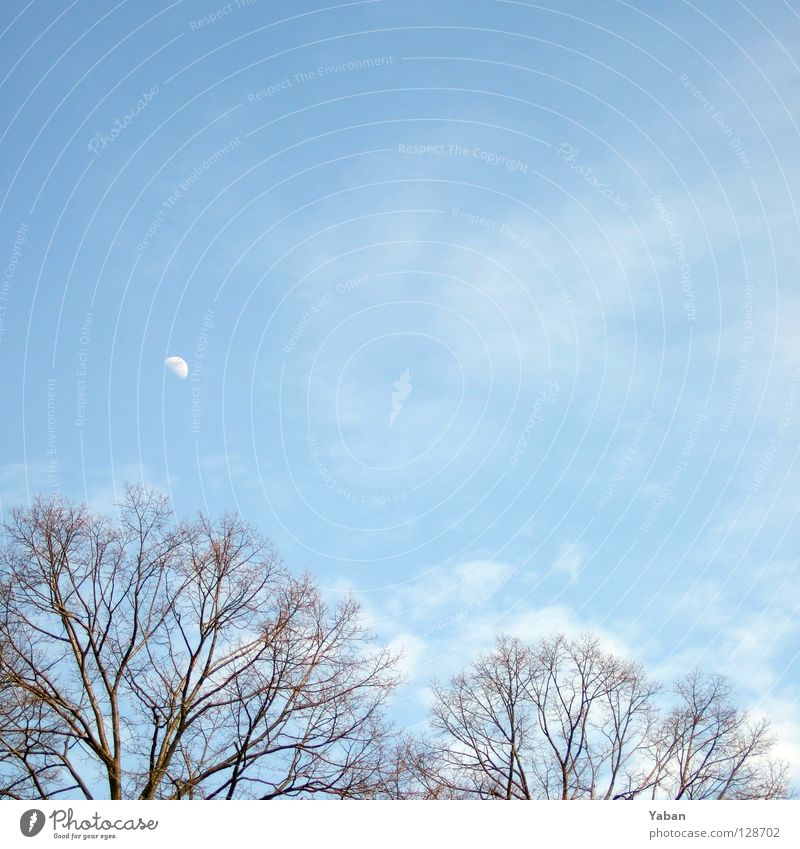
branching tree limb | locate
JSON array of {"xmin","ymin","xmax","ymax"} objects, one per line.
[
  {"xmin": 0, "ymin": 485, "xmax": 400, "ymax": 800},
  {"xmin": 400, "ymin": 635, "xmax": 790, "ymax": 800}
]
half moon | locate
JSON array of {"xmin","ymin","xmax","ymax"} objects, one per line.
[{"xmin": 165, "ymin": 356, "xmax": 189, "ymax": 379}]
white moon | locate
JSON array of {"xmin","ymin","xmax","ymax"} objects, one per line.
[{"xmin": 165, "ymin": 356, "xmax": 189, "ymax": 379}]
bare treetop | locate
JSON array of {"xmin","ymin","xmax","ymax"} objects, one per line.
[
  {"xmin": 0, "ymin": 485, "xmax": 400, "ymax": 800},
  {"xmin": 403, "ymin": 634, "xmax": 789, "ymax": 800},
  {"xmin": 0, "ymin": 487, "xmax": 791, "ymax": 801}
]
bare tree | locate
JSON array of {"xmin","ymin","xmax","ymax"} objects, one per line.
[
  {"xmin": 424, "ymin": 636, "xmax": 539, "ymax": 798},
  {"xmin": 0, "ymin": 605, "xmax": 63, "ymax": 799},
  {"xmin": 0, "ymin": 485, "xmax": 400, "ymax": 800},
  {"xmin": 413, "ymin": 635, "xmax": 789, "ymax": 800},
  {"xmin": 528, "ymin": 633, "xmax": 660, "ymax": 799},
  {"xmin": 640, "ymin": 672, "xmax": 789, "ymax": 800}
]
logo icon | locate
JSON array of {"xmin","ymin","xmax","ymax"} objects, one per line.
[
  {"xmin": 20, "ymin": 810, "xmax": 45, "ymax": 837},
  {"xmin": 390, "ymin": 369, "xmax": 413, "ymax": 426}
]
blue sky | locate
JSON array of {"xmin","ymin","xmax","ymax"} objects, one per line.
[{"xmin": 1, "ymin": 0, "xmax": 799, "ymax": 777}]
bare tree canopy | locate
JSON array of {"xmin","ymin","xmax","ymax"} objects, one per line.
[
  {"xmin": 646, "ymin": 671, "xmax": 789, "ymax": 800},
  {"xmin": 0, "ymin": 488, "xmax": 792, "ymax": 802},
  {"xmin": 0, "ymin": 485, "xmax": 400, "ymax": 800},
  {"xmin": 403, "ymin": 635, "xmax": 790, "ymax": 800}
]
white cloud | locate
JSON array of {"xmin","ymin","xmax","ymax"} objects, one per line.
[
  {"xmin": 552, "ymin": 542, "xmax": 584, "ymax": 582},
  {"xmin": 386, "ymin": 633, "xmax": 428, "ymax": 681}
]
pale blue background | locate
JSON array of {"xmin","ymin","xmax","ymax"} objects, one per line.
[{"xmin": 1, "ymin": 0, "xmax": 798, "ymax": 778}]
